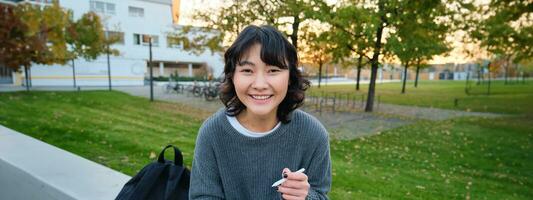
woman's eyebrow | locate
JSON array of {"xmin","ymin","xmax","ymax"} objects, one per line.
[{"xmin": 237, "ymin": 60, "xmax": 255, "ymax": 67}]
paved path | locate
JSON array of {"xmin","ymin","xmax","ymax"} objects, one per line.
[{"xmin": 374, "ymin": 103, "xmax": 502, "ymax": 121}]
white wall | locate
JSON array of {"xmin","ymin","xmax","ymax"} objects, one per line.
[
  {"xmin": 26, "ymin": 0, "xmax": 224, "ymax": 86},
  {"xmin": 28, "ymin": 57, "xmax": 145, "ymax": 86}
]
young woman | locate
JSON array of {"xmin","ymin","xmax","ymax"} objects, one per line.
[{"xmin": 189, "ymin": 25, "xmax": 331, "ymax": 200}]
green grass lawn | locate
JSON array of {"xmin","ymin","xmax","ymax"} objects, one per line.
[
  {"xmin": 330, "ymin": 116, "xmax": 532, "ymax": 199},
  {"xmin": 0, "ymin": 91, "xmax": 531, "ymax": 199},
  {"xmin": 0, "ymin": 91, "xmax": 211, "ymax": 175},
  {"xmin": 308, "ymin": 80, "xmax": 533, "ymax": 115}
]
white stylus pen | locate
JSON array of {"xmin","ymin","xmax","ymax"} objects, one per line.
[{"xmin": 271, "ymin": 168, "xmax": 305, "ymax": 187}]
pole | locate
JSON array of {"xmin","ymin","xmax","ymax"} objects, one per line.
[
  {"xmin": 107, "ymin": 42, "xmax": 112, "ymax": 91},
  {"xmin": 149, "ymin": 36, "xmax": 154, "ymax": 102},
  {"xmin": 72, "ymin": 59, "xmax": 77, "ymax": 88}
]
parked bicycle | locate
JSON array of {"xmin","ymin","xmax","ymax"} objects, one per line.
[
  {"xmin": 203, "ymin": 82, "xmax": 221, "ymax": 101},
  {"xmin": 164, "ymin": 80, "xmax": 185, "ymax": 94}
]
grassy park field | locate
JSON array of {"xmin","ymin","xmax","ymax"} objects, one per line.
[
  {"xmin": 0, "ymin": 81, "xmax": 532, "ymax": 199},
  {"xmin": 309, "ymin": 80, "xmax": 533, "ymax": 115}
]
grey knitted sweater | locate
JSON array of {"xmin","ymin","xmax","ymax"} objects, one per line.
[{"xmin": 189, "ymin": 108, "xmax": 332, "ymax": 200}]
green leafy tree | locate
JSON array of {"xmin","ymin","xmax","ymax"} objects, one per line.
[
  {"xmin": 316, "ymin": 0, "xmax": 452, "ymax": 111},
  {"xmin": 311, "ymin": 2, "xmax": 373, "ymax": 91},
  {"xmin": 66, "ymin": 12, "xmax": 106, "ymax": 88},
  {"xmin": 470, "ymin": 0, "xmax": 532, "ymax": 84},
  {"xmin": 102, "ymin": 30, "xmax": 121, "ymax": 91},
  {"xmin": 387, "ymin": 1, "xmax": 450, "ymax": 93},
  {"xmin": 166, "ymin": 0, "xmax": 257, "ymax": 55},
  {"xmin": 0, "ymin": 1, "xmax": 70, "ymax": 91},
  {"xmin": 168, "ymin": 0, "xmax": 321, "ymax": 56},
  {"xmin": 300, "ymin": 25, "xmax": 333, "ymax": 88}
]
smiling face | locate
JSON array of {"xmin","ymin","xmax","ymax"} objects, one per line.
[{"xmin": 232, "ymin": 43, "xmax": 290, "ymax": 119}]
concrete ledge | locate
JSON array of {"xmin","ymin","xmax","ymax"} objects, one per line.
[{"xmin": 0, "ymin": 125, "xmax": 131, "ymax": 200}]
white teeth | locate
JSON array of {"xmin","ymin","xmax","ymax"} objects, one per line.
[{"xmin": 251, "ymin": 95, "xmax": 271, "ymax": 100}]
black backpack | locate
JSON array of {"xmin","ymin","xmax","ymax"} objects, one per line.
[{"xmin": 116, "ymin": 145, "xmax": 190, "ymax": 200}]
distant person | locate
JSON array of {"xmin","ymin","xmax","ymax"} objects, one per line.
[{"xmin": 189, "ymin": 25, "xmax": 332, "ymax": 199}]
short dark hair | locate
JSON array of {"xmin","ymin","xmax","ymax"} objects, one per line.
[{"xmin": 219, "ymin": 25, "xmax": 310, "ymax": 124}]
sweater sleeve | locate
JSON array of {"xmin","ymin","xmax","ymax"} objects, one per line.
[
  {"xmin": 305, "ymin": 125, "xmax": 332, "ymax": 200},
  {"xmin": 189, "ymin": 122, "xmax": 225, "ymax": 200}
]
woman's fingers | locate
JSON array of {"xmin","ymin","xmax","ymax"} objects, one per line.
[
  {"xmin": 285, "ymin": 171, "xmax": 308, "ymax": 181},
  {"xmin": 282, "ymin": 168, "xmax": 308, "ymax": 181},
  {"xmin": 281, "ymin": 193, "xmax": 302, "ymax": 200},
  {"xmin": 278, "ymin": 168, "xmax": 309, "ymax": 200},
  {"xmin": 278, "ymin": 186, "xmax": 307, "ymax": 199},
  {"xmin": 281, "ymin": 178, "xmax": 310, "ymax": 189}
]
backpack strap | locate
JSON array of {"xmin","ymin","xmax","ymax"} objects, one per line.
[{"xmin": 158, "ymin": 144, "xmax": 184, "ymax": 166}]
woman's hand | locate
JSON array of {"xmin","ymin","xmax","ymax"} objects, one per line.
[{"xmin": 277, "ymin": 168, "xmax": 310, "ymax": 200}]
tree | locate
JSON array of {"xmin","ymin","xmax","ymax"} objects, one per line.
[
  {"xmin": 95, "ymin": 14, "xmax": 122, "ymax": 91},
  {"xmin": 470, "ymin": 0, "xmax": 532, "ymax": 84},
  {"xmin": 169, "ymin": 0, "xmax": 321, "ymax": 56},
  {"xmin": 299, "ymin": 25, "xmax": 333, "ymax": 88},
  {"xmin": 0, "ymin": 4, "xmax": 31, "ymax": 71},
  {"xmin": 102, "ymin": 31, "xmax": 121, "ymax": 91},
  {"xmin": 387, "ymin": 1, "xmax": 450, "ymax": 93},
  {"xmin": 66, "ymin": 12, "xmax": 106, "ymax": 88},
  {"xmin": 413, "ymin": 58, "xmax": 431, "ymax": 88},
  {"xmin": 518, "ymin": 58, "xmax": 533, "ymax": 83},
  {"xmin": 312, "ymin": 1, "xmax": 373, "ymax": 91},
  {"xmin": 317, "ymin": 0, "xmax": 452, "ymax": 111},
  {"xmin": 0, "ymin": 1, "xmax": 70, "ymax": 91}
]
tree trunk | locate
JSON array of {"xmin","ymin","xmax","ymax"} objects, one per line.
[
  {"xmin": 365, "ymin": 0, "xmax": 385, "ymax": 112},
  {"xmin": 325, "ymin": 64, "xmax": 328, "ymax": 87},
  {"xmin": 465, "ymin": 67, "xmax": 470, "ymax": 95},
  {"xmin": 24, "ymin": 65, "xmax": 29, "ymax": 92},
  {"xmin": 290, "ymin": 15, "xmax": 300, "ymax": 51},
  {"xmin": 356, "ymin": 54, "xmax": 363, "ymax": 91},
  {"xmin": 505, "ymin": 56, "xmax": 511, "ymax": 85},
  {"xmin": 477, "ymin": 65, "xmax": 482, "ymax": 85},
  {"xmin": 402, "ymin": 62, "xmax": 408, "ymax": 94},
  {"xmin": 72, "ymin": 59, "xmax": 77, "ymax": 88},
  {"xmin": 318, "ymin": 63, "xmax": 323, "ymax": 88},
  {"xmin": 487, "ymin": 62, "xmax": 491, "ymax": 95},
  {"xmin": 28, "ymin": 66, "xmax": 32, "ymax": 87},
  {"xmin": 504, "ymin": 61, "xmax": 509, "ymax": 85},
  {"xmin": 414, "ymin": 59, "xmax": 420, "ymax": 88},
  {"xmin": 514, "ymin": 63, "xmax": 520, "ymax": 84}
]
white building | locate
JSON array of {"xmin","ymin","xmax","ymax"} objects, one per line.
[{"xmin": 0, "ymin": 0, "xmax": 224, "ymax": 86}]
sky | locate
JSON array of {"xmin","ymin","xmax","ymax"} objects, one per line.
[{"xmin": 173, "ymin": 0, "xmax": 478, "ymax": 64}]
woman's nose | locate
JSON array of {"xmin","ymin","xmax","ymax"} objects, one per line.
[{"xmin": 251, "ymin": 72, "xmax": 269, "ymax": 90}]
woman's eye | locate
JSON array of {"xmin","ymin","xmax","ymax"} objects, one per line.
[
  {"xmin": 240, "ymin": 69, "xmax": 252, "ymax": 73},
  {"xmin": 269, "ymin": 68, "xmax": 281, "ymax": 73}
]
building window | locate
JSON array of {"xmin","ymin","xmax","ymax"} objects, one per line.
[
  {"xmin": 90, "ymin": 0, "xmax": 115, "ymax": 15},
  {"xmin": 105, "ymin": 31, "xmax": 124, "ymax": 44},
  {"xmin": 128, "ymin": 6, "xmax": 144, "ymax": 17},
  {"xmin": 167, "ymin": 36, "xmax": 181, "ymax": 48},
  {"xmin": 134, "ymin": 33, "xmax": 159, "ymax": 47},
  {"xmin": 133, "ymin": 33, "xmax": 141, "ymax": 45}
]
